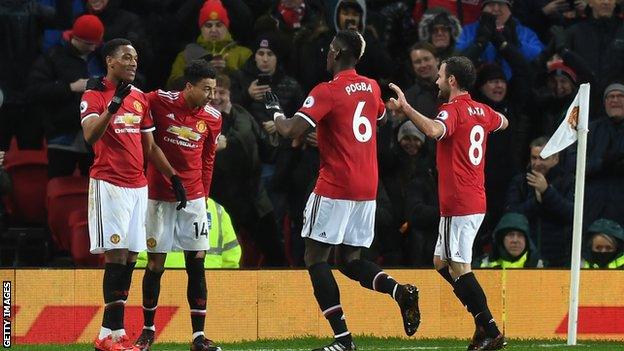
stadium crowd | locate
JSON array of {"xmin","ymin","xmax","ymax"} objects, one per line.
[{"xmin": 1, "ymin": 0, "xmax": 624, "ymax": 269}]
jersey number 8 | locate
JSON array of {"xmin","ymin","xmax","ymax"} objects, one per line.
[
  {"xmin": 469, "ymin": 125, "xmax": 484, "ymax": 166},
  {"xmin": 352, "ymin": 101, "xmax": 372, "ymax": 143}
]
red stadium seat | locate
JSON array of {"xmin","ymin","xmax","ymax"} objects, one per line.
[
  {"xmin": 69, "ymin": 216, "xmax": 102, "ymax": 267},
  {"xmin": 2, "ymin": 147, "xmax": 48, "ymax": 224},
  {"xmin": 46, "ymin": 176, "xmax": 88, "ymax": 251}
]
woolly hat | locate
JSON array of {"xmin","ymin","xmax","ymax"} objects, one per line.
[
  {"xmin": 252, "ymin": 33, "xmax": 283, "ymax": 59},
  {"xmin": 198, "ymin": 0, "xmax": 230, "ymax": 29},
  {"xmin": 418, "ymin": 7, "xmax": 462, "ymax": 42},
  {"xmin": 475, "ymin": 63, "xmax": 506, "ymax": 89},
  {"xmin": 547, "ymin": 61, "xmax": 578, "ymax": 85},
  {"xmin": 481, "ymin": 0, "xmax": 512, "ymax": 8},
  {"xmin": 604, "ymin": 83, "xmax": 624, "ymax": 100},
  {"xmin": 397, "ymin": 121, "xmax": 425, "ymax": 143},
  {"xmin": 63, "ymin": 15, "xmax": 104, "ymax": 44}
]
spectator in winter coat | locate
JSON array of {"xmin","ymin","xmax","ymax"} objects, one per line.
[
  {"xmin": 26, "ymin": 15, "xmax": 103, "ymax": 178},
  {"xmin": 506, "ymin": 136, "xmax": 574, "ymax": 267},
  {"xmin": 475, "ymin": 212, "xmax": 543, "ymax": 268},
  {"xmin": 456, "ymin": 0, "xmax": 544, "ymax": 80}
]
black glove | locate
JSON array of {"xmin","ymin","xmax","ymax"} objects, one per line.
[
  {"xmin": 550, "ymin": 25, "xmax": 568, "ymax": 53},
  {"xmin": 86, "ymin": 76, "xmax": 105, "ymax": 91},
  {"xmin": 476, "ymin": 13, "xmax": 496, "ymax": 46},
  {"xmin": 264, "ymin": 91, "xmax": 285, "ymax": 120},
  {"xmin": 170, "ymin": 175, "xmax": 187, "ymax": 210},
  {"xmin": 491, "ymin": 30, "xmax": 508, "ymax": 50},
  {"xmin": 107, "ymin": 81, "xmax": 131, "ymax": 114}
]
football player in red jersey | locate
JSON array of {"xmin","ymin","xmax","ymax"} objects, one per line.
[
  {"xmin": 388, "ymin": 56, "xmax": 509, "ymax": 350},
  {"xmin": 264, "ymin": 30, "xmax": 421, "ymax": 351},
  {"xmin": 133, "ymin": 60, "xmax": 222, "ymax": 351},
  {"xmin": 81, "ymin": 38, "xmax": 186, "ymax": 351}
]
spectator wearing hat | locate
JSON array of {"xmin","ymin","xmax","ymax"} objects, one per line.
[
  {"xmin": 26, "ymin": 14, "xmax": 105, "ymax": 178},
  {"xmin": 473, "ymin": 59, "xmax": 532, "ymax": 236},
  {"xmin": 583, "ymin": 219, "xmax": 624, "ymax": 269},
  {"xmin": 230, "ymin": 32, "xmax": 305, "ymax": 251},
  {"xmin": 506, "ymin": 136, "xmax": 574, "ymax": 267},
  {"xmin": 456, "ymin": 0, "xmax": 544, "ymax": 80},
  {"xmin": 379, "ymin": 120, "xmax": 438, "ymax": 266},
  {"xmin": 417, "ymin": 7, "xmax": 462, "ymax": 61},
  {"xmin": 167, "ymin": 0, "xmax": 252, "ymax": 89},
  {"xmin": 475, "ymin": 212, "xmax": 544, "ymax": 268},
  {"xmin": 294, "ymin": 0, "xmax": 394, "ymax": 92},
  {"xmin": 230, "ymin": 33, "xmax": 304, "ymax": 133},
  {"xmin": 569, "ymin": 83, "xmax": 624, "ymax": 227}
]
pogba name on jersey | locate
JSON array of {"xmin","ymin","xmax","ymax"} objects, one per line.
[{"xmin": 345, "ymin": 82, "xmax": 373, "ymax": 95}]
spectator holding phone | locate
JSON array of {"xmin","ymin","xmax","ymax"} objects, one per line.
[{"xmin": 230, "ymin": 32, "xmax": 304, "ymax": 137}]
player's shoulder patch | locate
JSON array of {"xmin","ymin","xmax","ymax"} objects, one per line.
[
  {"xmin": 436, "ymin": 110, "xmax": 450, "ymax": 121},
  {"xmin": 80, "ymin": 100, "xmax": 88, "ymax": 114},
  {"xmin": 303, "ymin": 95, "xmax": 315, "ymax": 108}
]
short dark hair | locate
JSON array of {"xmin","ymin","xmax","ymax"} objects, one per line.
[
  {"xmin": 334, "ymin": 29, "xmax": 365, "ymax": 62},
  {"xmin": 530, "ymin": 136, "xmax": 550, "ymax": 148},
  {"xmin": 216, "ymin": 73, "xmax": 231, "ymax": 90},
  {"xmin": 408, "ymin": 41, "xmax": 438, "ymax": 58},
  {"xmin": 184, "ymin": 60, "xmax": 216, "ymax": 85},
  {"xmin": 101, "ymin": 38, "xmax": 133, "ymax": 59},
  {"xmin": 442, "ymin": 56, "xmax": 476, "ymax": 91}
]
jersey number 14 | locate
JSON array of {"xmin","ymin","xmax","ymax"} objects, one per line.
[{"xmin": 194, "ymin": 222, "xmax": 208, "ymax": 239}]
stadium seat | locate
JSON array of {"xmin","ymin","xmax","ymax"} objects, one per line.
[
  {"xmin": 2, "ymin": 144, "xmax": 48, "ymax": 224},
  {"xmin": 70, "ymin": 216, "xmax": 102, "ymax": 267},
  {"xmin": 46, "ymin": 176, "xmax": 88, "ymax": 251}
]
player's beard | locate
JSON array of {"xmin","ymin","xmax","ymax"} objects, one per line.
[{"xmin": 438, "ymin": 83, "xmax": 450, "ymax": 101}]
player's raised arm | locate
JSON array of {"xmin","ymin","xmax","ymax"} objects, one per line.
[
  {"xmin": 82, "ymin": 81, "xmax": 131, "ymax": 144},
  {"xmin": 388, "ymin": 83, "xmax": 444, "ymax": 139},
  {"xmin": 264, "ymin": 91, "xmax": 311, "ymax": 139}
]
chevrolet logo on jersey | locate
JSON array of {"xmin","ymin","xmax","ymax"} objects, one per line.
[
  {"xmin": 167, "ymin": 125, "xmax": 201, "ymax": 141},
  {"xmin": 114, "ymin": 113, "xmax": 141, "ymax": 126}
]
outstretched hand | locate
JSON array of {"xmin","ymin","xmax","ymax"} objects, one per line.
[{"xmin": 387, "ymin": 83, "xmax": 407, "ymax": 112}]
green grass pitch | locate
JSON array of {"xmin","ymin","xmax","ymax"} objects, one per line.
[{"xmin": 7, "ymin": 337, "xmax": 624, "ymax": 350}]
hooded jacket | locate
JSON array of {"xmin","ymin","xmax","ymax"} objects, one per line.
[
  {"xmin": 475, "ymin": 212, "xmax": 543, "ymax": 268},
  {"xmin": 583, "ymin": 218, "xmax": 624, "ymax": 269},
  {"xmin": 418, "ymin": 7, "xmax": 462, "ymax": 60},
  {"xmin": 294, "ymin": 0, "xmax": 394, "ymax": 91},
  {"xmin": 167, "ymin": 32, "xmax": 252, "ymax": 89}
]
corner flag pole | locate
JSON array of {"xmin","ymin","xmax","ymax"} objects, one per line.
[{"xmin": 567, "ymin": 83, "xmax": 590, "ymax": 345}]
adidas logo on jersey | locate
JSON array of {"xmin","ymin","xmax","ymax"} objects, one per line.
[
  {"xmin": 166, "ymin": 113, "xmax": 175, "ymax": 120},
  {"xmin": 319, "ymin": 232, "xmax": 327, "ymax": 238}
]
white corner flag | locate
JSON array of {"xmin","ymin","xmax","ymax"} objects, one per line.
[
  {"xmin": 540, "ymin": 84, "xmax": 589, "ymax": 159},
  {"xmin": 539, "ymin": 83, "xmax": 590, "ymax": 346}
]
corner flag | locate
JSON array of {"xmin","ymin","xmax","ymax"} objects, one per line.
[{"xmin": 540, "ymin": 84, "xmax": 589, "ymax": 159}]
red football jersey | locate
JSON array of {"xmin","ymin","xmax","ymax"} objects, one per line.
[
  {"xmin": 296, "ymin": 69, "xmax": 385, "ymax": 200},
  {"xmin": 433, "ymin": 94, "xmax": 504, "ymax": 216},
  {"xmin": 80, "ymin": 78, "xmax": 154, "ymax": 188},
  {"xmin": 146, "ymin": 90, "xmax": 222, "ymax": 201}
]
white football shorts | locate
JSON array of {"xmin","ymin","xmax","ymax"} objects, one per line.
[
  {"xmin": 434, "ymin": 214, "xmax": 485, "ymax": 263},
  {"xmin": 88, "ymin": 178, "xmax": 148, "ymax": 254},
  {"xmin": 301, "ymin": 192, "xmax": 376, "ymax": 248},
  {"xmin": 145, "ymin": 197, "xmax": 209, "ymax": 252}
]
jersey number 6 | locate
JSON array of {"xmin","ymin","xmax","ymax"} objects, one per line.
[{"xmin": 352, "ymin": 101, "xmax": 372, "ymax": 143}]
